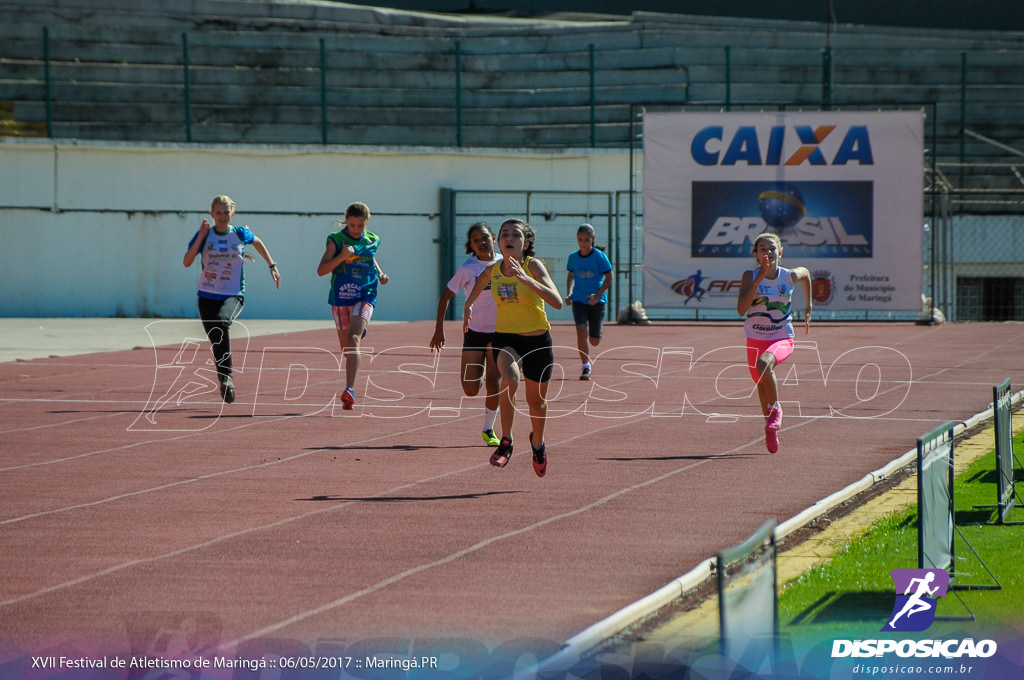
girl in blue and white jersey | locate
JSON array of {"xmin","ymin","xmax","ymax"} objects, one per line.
[{"xmin": 183, "ymin": 194, "xmax": 281, "ymax": 403}]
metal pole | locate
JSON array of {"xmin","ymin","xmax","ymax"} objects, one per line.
[
  {"xmin": 724, "ymin": 46, "xmax": 731, "ymax": 110},
  {"xmin": 604, "ymin": 193, "xmax": 612, "ymax": 321},
  {"xmin": 439, "ymin": 188, "xmax": 455, "ymax": 319},
  {"xmin": 627, "ymin": 110, "xmax": 637, "ymax": 306},
  {"xmin": 589, "ymin": 44, "xmax": 596, "ymax": 148},
  {"xmin": 959, "ymin": 52, "xmax": 967, "ymax": 194},
  {"xmin": 320, "ymin": 38, "xmax": 328, "ymax": 145},
  {"xmin": 822, "ymin": 46, "xmax": 833, "ymax": 109},
  {"xmin": 43, "ymin": 27, "xmax": 52, "ymax": 138},
  {"xmin": 182, "ymin": 33, "xmax": 192, "ymax": 142},
  {"xmin": 930, "ymin": 103, "xmax": 939, "ymax": 318},
  {"xmin": 612, "ymin": 192, "xmax": 620, "ymax": 320},
  {"xmin": 455, "ymin": 41, "xmax": 463, "ymax": 147}
]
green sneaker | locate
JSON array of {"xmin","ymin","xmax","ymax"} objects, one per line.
[{"xmin": 481, "ymin": 429, "xmax": 500, "ymax": 446}]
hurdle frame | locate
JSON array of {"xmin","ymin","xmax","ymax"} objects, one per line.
[
  {"xmin": 716, "ymin": 518, "xmax": 779, "ymax": 663},
  {"xmin": 973, "ymin": 378, "xmax": 1024, "ymax": 525}
]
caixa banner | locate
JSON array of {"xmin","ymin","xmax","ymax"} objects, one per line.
[{"xmin": 642, "ymin": 111, "xmax": 924, "ymax": 311}]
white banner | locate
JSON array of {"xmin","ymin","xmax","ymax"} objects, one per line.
[{"xmin": 642, "ymin": 111, "xmax": 924, "ymax": 311}]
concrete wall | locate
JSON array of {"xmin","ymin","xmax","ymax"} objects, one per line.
[{"xmin": 0, "ymin": 138, "xmax": 630, "ymax": 320}]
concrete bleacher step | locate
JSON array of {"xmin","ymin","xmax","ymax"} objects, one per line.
[
  {"xmin": 9, "ymin": 1, "xmax": 1024, "ymax": 51},
  {"xmin": 0, "ymin": 101, "xmax": 47, "ymax": 137},
  {"xmin": 1, "ymin": 0, "xmax": 1022, "ymax": 210}
]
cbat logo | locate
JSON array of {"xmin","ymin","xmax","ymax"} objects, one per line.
[
  {"xmin": 671, "ymin": 270, "xmax": 706, "ymax": 304},
  {"xmin": 670, "ymin": 275, "xmax": 742, "ymax": 301},
  {"xmin": 691, "ymin": 124, "xmax": 874, "ymax": 166},
  {"xmin": 882, "ymin": 568, "xmax": 949, "ymax": 632}
]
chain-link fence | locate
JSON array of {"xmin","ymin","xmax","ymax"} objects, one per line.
[
  {"xmin": 444, "ymin": 176, "xmax": 1024, "ymax": 324},
  {"xmin": 440, "ymin": 190, "xmax": 617, "ymax": 324}
]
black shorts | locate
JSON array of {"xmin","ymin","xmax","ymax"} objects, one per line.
[
  {"xmin": 490, "ymin": 331, "xmax": 555, "ymax": 383},
  {"xmin": 572, "ymin": 301, "xmax": 606, "ymax": 339},
  {"xmin": 462, "ymin": 329, "xmax": 496, "ymax": 352}
]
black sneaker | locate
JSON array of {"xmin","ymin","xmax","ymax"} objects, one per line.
[
  {"xmin": 530, "ymin": 432, "xmax": 547, "ymax": 477},
  {"xmin": 218, "ymin": 375, "xmax": 235, "ymax": 404},
  {"xmin": 490, "ymin": 437, "xmax": 513, "ymax": 468},
  {"xmin": 580, "ymin": 365, "xmax": 592, "ymax": 381}
]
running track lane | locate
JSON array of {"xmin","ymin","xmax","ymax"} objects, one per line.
[{"xmin": 0, "ymin": 321, "xmax": 1021, "ymax": 663}]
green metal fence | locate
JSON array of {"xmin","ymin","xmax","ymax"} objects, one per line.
[{"xmin": 2, "ymin": 22, "xmax": 1022, "ymax": 212}]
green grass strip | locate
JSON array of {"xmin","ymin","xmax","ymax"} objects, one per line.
[{"xmin": 779, "ymin": 429, "xmax": 1024, "ymax": 638}]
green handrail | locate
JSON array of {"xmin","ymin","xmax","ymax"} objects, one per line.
[
  {"xmin": 182, "ymin": 33, "xmax": 192, "ymax": 142},
  {"xmin": 822, "ymin": 46, "xmax": 833, "ymax": 109},
  {"xmin": 43, "ymin": 27, "xmax": 52, "ymax": 138},
  {"xmin": 455, "ymin": 41, "xmax": 463, "ymax": 147},
  {"xmin": 724, "ymin": 46, "xmax": 731, "ymax": 111},
  {"xmin": 959, "ymin": 52, "xmax": 967, "ymax": 194},
  {"xmin": 589, "ymin": 44, "xmax": 596, "ymax": 148},
  {"xmin": 320, "ymin": 38, "xmax": 328, "ymax": 145}
]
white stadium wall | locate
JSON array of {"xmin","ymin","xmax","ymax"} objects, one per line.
[{"xmin": 0, "ymin": 140, "xmax": 630, "ymax": 320}]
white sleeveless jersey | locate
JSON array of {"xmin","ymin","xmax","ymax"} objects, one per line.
[{"xmin": 744, "ymin": 266, "xmax": 795, "ymax": 341}]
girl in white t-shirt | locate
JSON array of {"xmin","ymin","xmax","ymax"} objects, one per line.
[
  {"xmin": 430, "ymin": 222, "xmax": 503, "ymax": 446},
  {"xmin": 735, "ymin": 232, "xmax": 811, "ymax": 453}
]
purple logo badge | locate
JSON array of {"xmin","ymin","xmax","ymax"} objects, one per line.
[{"xmin": 882, "ymin": 568, "xmax": 949, "ymax": 632}]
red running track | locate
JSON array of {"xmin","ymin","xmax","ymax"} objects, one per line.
[{"xmin": 0, "ymin": 320, "xmax": 1021, "ymax": 665}]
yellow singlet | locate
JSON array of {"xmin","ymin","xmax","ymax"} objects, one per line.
[{"xmin": 490, "ymin": 257, "xmax": 551, "ymax": 334}]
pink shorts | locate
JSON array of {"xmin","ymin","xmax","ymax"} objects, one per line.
[
  {"xmin": 332, "ymin": 301, "xmax": 374, "ymax": 330},
  {"xmin": 746, "ymin": 337, "xmax": 795, "ymax": 383}
]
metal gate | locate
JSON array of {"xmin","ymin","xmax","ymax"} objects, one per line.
[{"xmin": 440, "ymin": 189, "xmax": 619, "ymax": 323}]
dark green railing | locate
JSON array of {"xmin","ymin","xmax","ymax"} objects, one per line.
[{"xmin": 19, "ymin": 23, "xmax": 1023, "ymax": 202}]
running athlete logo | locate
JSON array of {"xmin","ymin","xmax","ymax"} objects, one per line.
[
  {"xmin": 670, "ymin": 270, "xmax": 706, "ymax": 304},
  {"xmin": 882, "ymin": 568, "xmax": 949, "ymax": 632}
]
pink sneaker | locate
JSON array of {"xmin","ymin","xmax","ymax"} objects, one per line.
[{"xmin": 765, "ymin": 406, "xmax": 782, "ymax": 453}]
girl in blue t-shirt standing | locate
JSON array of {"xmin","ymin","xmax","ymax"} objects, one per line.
[
  {"xmin": 183, "ymin": 194, "xmax": 282, "ymax": 403},
  {"xmin": 316, "ymin": 201, "xmax": 389, "ymax": 410},
  {"xmin": 564, "ymin": 224, "xmax": 613, "ymax": 380}
]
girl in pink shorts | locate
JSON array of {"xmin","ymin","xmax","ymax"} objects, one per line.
[{"xmin": 736, "ymin": 232, "xmax": 812, "ymax": 453}]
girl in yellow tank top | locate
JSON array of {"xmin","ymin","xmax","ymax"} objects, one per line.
[
  {"xmin": 489, "ymin": 254, "xmax": 550, "ymax": 334},
  {"xmin": 463, "ymin": 219, "xmax": 563, "ymax": 478}
]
